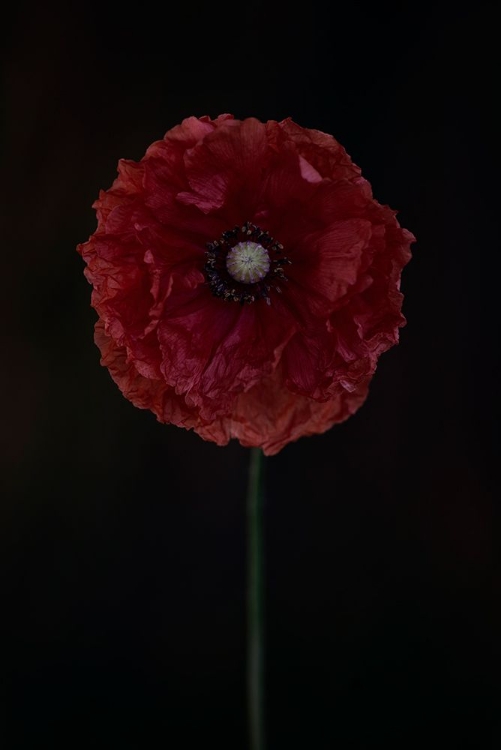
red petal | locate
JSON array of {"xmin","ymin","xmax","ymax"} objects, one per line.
[
  {"xmin": 196, "ymin": 366, "xmax": 371, "ymax": 455},
  {"xmin": 283, "ymin": 328, "xmax": 374, "ymax": 400},
  {"xmin": 287, "ymin": 219, "xmax": 373, "ymax": 316},
  {"xmin": 95, "ymin": 320, "xmax": 194, "ymax": 424},
  {"xmin": 178, "ymin": 117, "xmax": 270, "ymax": 217},
  {"xmin": 157, "ymin": 293, "xmax": 297, "ymax": 419},
  {"xmin": 274, "ymin": 118, "xmax": 362, "ymax": 181}
]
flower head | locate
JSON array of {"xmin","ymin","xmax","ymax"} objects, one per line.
[{"xmin": 78, "ymin": 115, "xmax": 415, "ymax": 455}]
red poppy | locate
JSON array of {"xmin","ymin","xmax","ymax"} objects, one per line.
[{"xmin": 78, "ymin": 115, "xmax": 415, "ymax": 455}]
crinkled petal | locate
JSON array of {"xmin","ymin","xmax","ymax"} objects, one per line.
[
  {"xmin": 157, "ymin": 293, "xmax": 298, "ymax": 420},
  {"xmin": 285, "ymin": 219, "xmax": 373, "ymax": 318},
  {"xmin": 196, "ymin": 366, "xmax": 371, "ymax": 455},
  {"xmin": 95, "ymin": 320, "xmax": 199, "ymax": 427},
  {"xmin": 271, "ymin": 118, "xmax": 362, "ymax": 182},
  {"xmin": 77, "ymin": 114, "xmax": 415, "ymax": 454},
  {"xmin": 178, "ymin": 117, "xmax": 270, "ymax": 217}
]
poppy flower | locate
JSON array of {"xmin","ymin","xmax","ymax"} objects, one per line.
[{"xmin": 78, "ymin": 115, "xmax": 415, "ymax": 455}]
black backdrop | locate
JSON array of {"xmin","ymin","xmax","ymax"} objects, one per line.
[{"xmin": 2, "ymin": 2, "xmax": 499, "ymax": 748}]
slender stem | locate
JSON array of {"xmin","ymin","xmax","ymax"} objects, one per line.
[{"xmin": 247, "ymin": 447, "xmax": 265, "ymax": 750}]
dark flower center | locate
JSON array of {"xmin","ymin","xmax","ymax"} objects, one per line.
[{"xmin": 204, "ymin": 222, "xmax": 291, "ymax": 305}]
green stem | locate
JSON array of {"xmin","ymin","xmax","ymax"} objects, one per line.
[{"xmin": 247, "ymin": 447, "xmax": 265, "ymax": 750}]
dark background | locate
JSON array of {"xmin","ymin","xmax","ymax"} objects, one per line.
[{"xmin": 1, "ymin": 2, "xmax": 499, "ymax": 748}]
